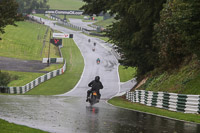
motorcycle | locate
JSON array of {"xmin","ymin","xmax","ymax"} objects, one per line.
[
  {"xmin": 96, "ymin": 58, "xmax": 100, "ymax": 64},
  {"xmin": 88, "ymin": 91, "xmax": 99, "ymax": 105}
]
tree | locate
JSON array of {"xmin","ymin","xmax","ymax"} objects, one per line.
[
  {"xmin": 0, "ymin": 0, "xmax": 22, "ymax": 40},
  {"xmin": 153, "ymin": 0, "xmax": 200, "ymax": 70},
  {"xmin": 16, "ymin": 0, "xmax": 49, "ymax": 14},
  {"xmin": 81, "ymin": 0, "xmax": 166, "ymax": 76},
  {"xmin": 0, "ymin": 71, "xmax": 11, "ymax": 86}
]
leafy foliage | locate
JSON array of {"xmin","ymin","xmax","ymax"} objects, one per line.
[
  {"xmin": 0, "ymin": 0, "xmax": 22, "ymax": 39},
  {"xmin": 153, "ymin": 0, "xmax": 200, "ymax": 69},
  {"xmin": 0, "ymin": 71, "xmax": 11, "ymax": 86},
  {"xmin": 16, "ymin": 0, "xmax": 49, "ymax": 14}
]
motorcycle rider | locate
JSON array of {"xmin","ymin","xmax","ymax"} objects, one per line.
[
  {"xmin": 96, "ymin": 58, "xmax": 100, "ymax": 64},
  {"xmin": 86, "ymin": 76, "xmax": 103, "ymax": 102}
]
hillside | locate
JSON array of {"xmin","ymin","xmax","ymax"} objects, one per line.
[
  {"xmin": 0, "ymin": 21, "xmax": 59, "ymax": 60},
  {"xmin": 134, "ymin": 57, "xmax": 200, "ymax": 95},
  {"xmin": 48, "ymin": 0, "xmax": 84, "ymax": 10}
]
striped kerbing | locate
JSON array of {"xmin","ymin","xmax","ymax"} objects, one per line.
[
  {"xmin": 140, "ymin": 90, "xmax": 145, "ymax": 104},
  {"xmin": 162, "ymin": 92, "xmax": 170, "ymax": 110},
  {"xmin": 151, "ymin": 92, "xmax": 158, "ymax": 107},
  {"xmin": 138, "ymin": 90, "xmax": 142, "ymax": 103},
  {"xmin": 144, "ymin": 91, "xmax": 148, "ymax": 105},
  {"xmin": 176, "ymin": 94, "xmax": 187, "ymax": 112},
  {"xmin": 38, "ymin": 77, "xmax": 41, "ymax": 84},
  {"xmin": 198, "ymin": 96, "xmax": 200, "ymax": 114},
  {"xmin": 133, "ymin": 91, "xmax": 136, "ymax": 102},
  {"xmin": 20, "ymin": 87, "xmax": 22, "ymax": 93},
  {"xmin": 126, "ymin": 90, "xmax": 200, "ymax": 114},
  {"xmin": 13, "ymin": 87, "xmax": 17, "ymax": 94}
]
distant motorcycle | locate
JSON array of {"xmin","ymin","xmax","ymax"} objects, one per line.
[
  {"xmin": 96, "ymin": 58, "xmax": 100, "ymax": 64},
  {"xmin": 88, "ymin": 90, "xmax": 99, "ymax": 105}
]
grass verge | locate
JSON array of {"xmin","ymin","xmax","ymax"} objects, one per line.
[
  {"xmin": 137, "ymin": 59, "xmax": 200, "ymax": 95},
  {"xmin": 42, "ymin": 29, "xmax": 60, "ymax": 58},
  {"xmin": 0, "ymin": 21, "xmax": 47, "ymax": 60},
  {"xmin": 93, "ymin": 17, "xmax": 116, "ymax": 28},
  {"xmin": 118, "ymin": 65, "xmax": 137, "ymax": 82},
  {"xmin": 25, "ymin": 38, "xmax": 84, "ymax": 95},
  {"xmin": 108, "ymin": 96, "xmax": 200, "ymax": 123},
  {"xmin": 40, "ymin": 64, "xmax": 63, "ymax": 72},
  {"xmin": 0, "ymin": 118, "xmax": 47, "ymax": 133},
  {"xmin": 2, "ymin": 70, "xmax": 43, "ymax": 87}
]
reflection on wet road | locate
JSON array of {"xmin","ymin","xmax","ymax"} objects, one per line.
[{"xmin": 0, "ymin": 95, "xmax": 199, "ymax": 133}]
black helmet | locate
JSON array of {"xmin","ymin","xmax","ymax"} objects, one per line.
[{"xmin": 95, "ymin": 76, "xmax": 100, "ymax": 81}]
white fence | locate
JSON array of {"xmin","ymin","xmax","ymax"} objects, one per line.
[{"xmin": 126, "ymin": 90, "xmax": 200, "ymax": 114}]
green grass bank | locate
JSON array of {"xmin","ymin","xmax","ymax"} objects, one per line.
[
  {"xmin": 25, "ymin": 38, "xmax": 84, "ymax": 95},
  {"xmin": 118, "ymin": 66, "xmax": 137, "ymax": 82},
  {"xmin": 48, "ymin": 0, "xmax": 84, "ymax": 10},
  {"xmin": 3, "ymin": 70, "xmax": 43, "ymax": 87},
  {"xmin": 93, "ymin": 17, "xmax": 116, "ymax": 28},
  {"xmin": 0, "ymin": 119, "xmax": 47, "ymax": 133},
  {"xmin": 0, "ymin": 21, "xmax": 47, "ymax": 60},
  {"xmin": 137, "ymin": 58, "xmax": 200, "ymax": 95}
]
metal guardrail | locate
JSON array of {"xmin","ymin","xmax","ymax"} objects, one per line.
[{"xmin": 126, "ymin": 90, "xmax": 200, "ymax": 114}]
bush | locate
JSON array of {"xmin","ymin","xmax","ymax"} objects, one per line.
[{"xmin": 0, "ymin": 71, "xmax": 11, "ymax": 86}]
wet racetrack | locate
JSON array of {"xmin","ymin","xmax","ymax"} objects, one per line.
[
  {"xmin": 0, "ymin": 17, "xmax": 200, "ymax": 133},
  {"xmin": 0, "ymin": 95, "xmax": 199, "ymax": 133}
]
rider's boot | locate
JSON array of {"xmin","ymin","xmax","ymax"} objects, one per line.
[{"xmin": 86, "ymin": 97, "xmax": 89, "ymax": 102}]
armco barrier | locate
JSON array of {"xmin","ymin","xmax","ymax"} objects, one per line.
[
  {"xmin": 126, "ymin": 90, "xmax": 200, "ymax": 114},
  {"xmin": 0, "ymin": 60, "xmax": 66, "ymax": 94}
]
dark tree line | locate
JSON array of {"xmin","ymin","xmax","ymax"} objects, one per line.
[
  {"xmin": 16, "ymin": 0, "xmax": 49, "ymax": 14},
  {"xmin": 81, "ymin": 0, "xmax": 200, "ymax": 78}
]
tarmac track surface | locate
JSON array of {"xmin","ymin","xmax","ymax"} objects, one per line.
[
  {"xmin": 0, "ymin": 57, "xmax": 49, "ymax": 73},
  {"xmin": 0, "ymin": 17, "xmax": 199, "ymax": 133}
]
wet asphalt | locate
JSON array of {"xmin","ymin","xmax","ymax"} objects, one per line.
[
  {"xmin": 0, "ymin": 17, "xmax": 199, "ymax": 133},
  {"xmin": 0, "ymin": 95, "xmax": 199, "ymax": 133},
  {"xmin": 0, "ymin": 57, "xmax": 48, "ymax": 73}
]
